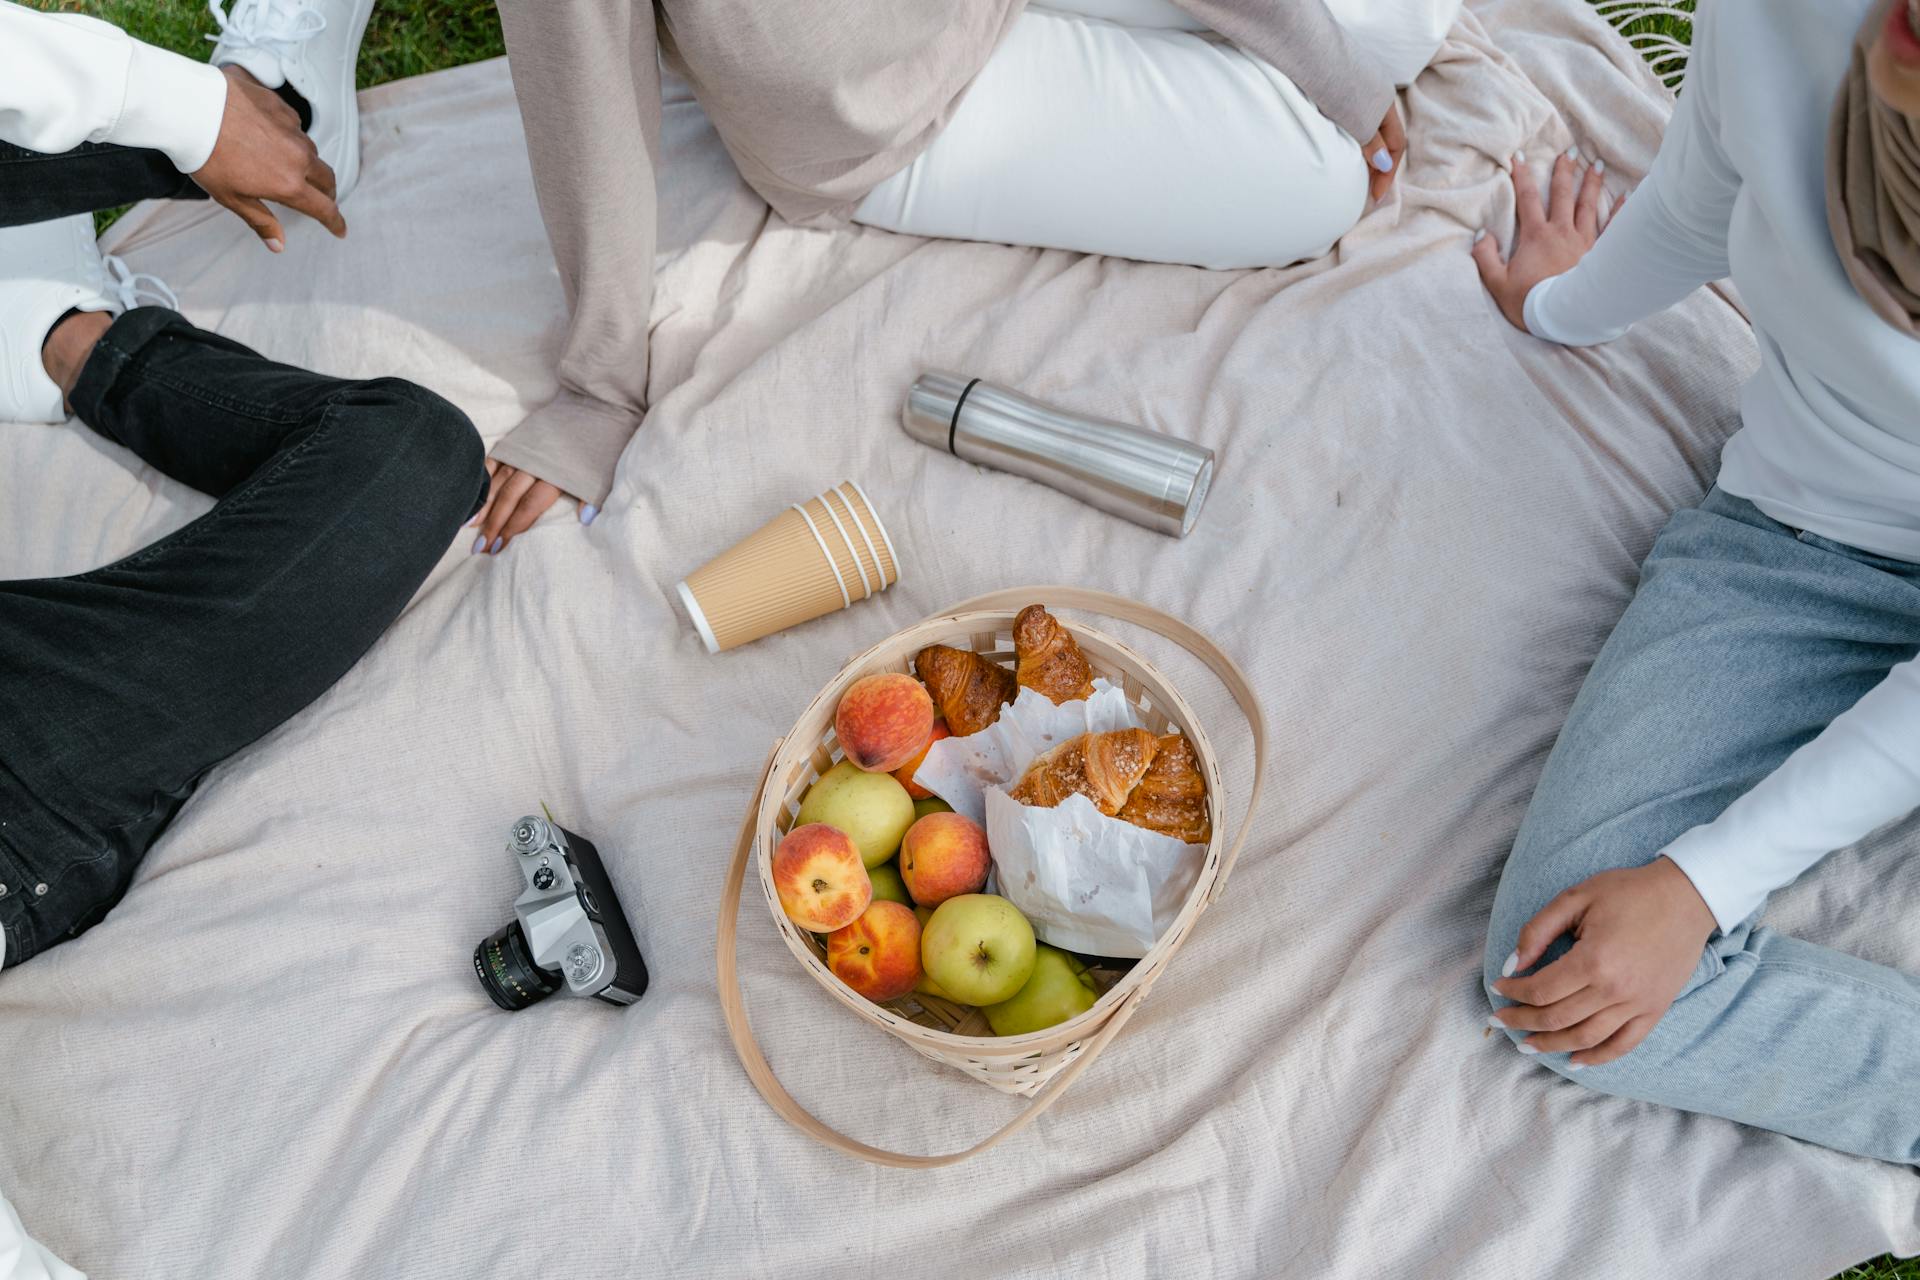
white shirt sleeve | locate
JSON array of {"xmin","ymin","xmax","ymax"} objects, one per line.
[
  {"xmin": 0, "ymin": 1184, "xmax": 84, "ymax": 1280},
  {"xmin": 1521, "ymin": 0, "xmax": 1740, "ymax": 346},
  {"xmin": 1664, "ymin": 658, "xmax": 1920, "ymax": 933},
  {"xmin": 0, "ymin": 0, "xmax": 227, "ymax": 174}
]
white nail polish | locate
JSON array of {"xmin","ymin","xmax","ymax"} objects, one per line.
[
  {"xmin": 1517, "ymin": 1042, "xmax": 1539, "ymax": 1056},
  {"xmin": 1472, "ymin": 229, "xmax": 1487, "ymax": 245},
  {"xmin": 1593, "ymin": 159, "xmax": 1606, "ymax": 174},
  {"xmin": 1501, "ymin": 950, "xmax": 1519, "ymax": 978},
  {"xmin": 1565, "ymin": 146, "xmax": 1580, "ymax": 161},
  {"xmin": 1486, "ymin": 1014, "xmax": 1504, "ymax": 1030},
  {"xmin": 1567, "ymin": 1062, "xmax": 1587, "ymax": 1072},
  {"xmin": 1512, "ymin": 152, "xmax": 1525, "ymax": 168}
]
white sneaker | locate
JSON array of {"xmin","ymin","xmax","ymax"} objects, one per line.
[
  {"xmin": 207, "ymin": 0, "xmax": 376, "ymax": 201},
  {"xmin": 0, "ymin": 215, "xmax": 177, "ymax": 423}
]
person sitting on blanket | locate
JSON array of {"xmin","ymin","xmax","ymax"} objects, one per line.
[
  {"xmin": 0, "ymin": 0, "xmax": 489, "ymax": 973},
  {"xmin": 474, "ymin": 0, "xmax": 1413, "ymax": 553},
  {"xmin": 1474, "ymin": 0, "xmax": 1920, "ymax": 1165}
]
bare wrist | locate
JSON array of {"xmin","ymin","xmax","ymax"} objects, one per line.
[{"xmin": 1654, "ymin": 855, "xmax": 1718, "ymax": 938}]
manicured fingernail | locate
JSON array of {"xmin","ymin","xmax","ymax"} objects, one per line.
[
  {"xmin": 1501, "ymin": 950, "xmax": 1519, "ymax": 978},
  {"xmin": 1512, "ymin": 152, "xmax": 1525, "ymax": 168},
  {"xmin": 489, "ymin": 536, "xmax": 503, "ymax": 554},
  {"xmin": 1593, "ymin": 159, "xmax": 1606, "ymax": 174},
  {"xmin": 1567, "ymin": 1062, "xmax": 1586, "ymax": 1072},
  {"xmin": 1485, "ymin": 1014, "xmax": 1504, "ymax": 1030},
  {"xmin": 1564, "ymin": 147, "xmax": 1579, "ymax": 161},
  {"xmin": 266, "ymin": 238, "xmax": 284, "ymax": 253},
  {"xmin": 1472, "ymin": 229, "xmax": 1487, "ymax": 245},
  {"xmin": 1371, "ymin": 149, "xmax": 1394, "ymax": 173},
  {"xmin": 471, "ymin": 534, "xmax": 487, "ymax": 554},
  {"xmin": 579, "ymin": 504, "xmax": 599, "ymax": 526},
  {"xmin": 1517, "ymin": 1042, "xmax": 1539, "ymax": 1056}
]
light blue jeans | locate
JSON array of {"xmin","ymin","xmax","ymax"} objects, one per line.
[{"xmin": 1485, "ymin": 487, "xmax": 1920, "ymax": 1164}]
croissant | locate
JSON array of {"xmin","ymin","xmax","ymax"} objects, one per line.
[
  {"xmin": 1009, "ymin": 729, "xmax": 1160, "ymax": 816},
  {"xmin": 1013, "ymin": 604, "xmax": 1095, "ymax": 705},
  {"xmin": 1116, "ymin": 733, "xmax": 1211, "ymax": 843},
  {"xmin": 914, "ymin": 644, "xmax": 1017, "ymax": 737}
]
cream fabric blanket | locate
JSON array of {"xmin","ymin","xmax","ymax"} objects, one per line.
[{"xmin": 2, "ymin": 1, "xmax": 1916, "ymax": 1276}]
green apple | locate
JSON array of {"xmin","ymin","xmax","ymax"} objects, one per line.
[
  {"xmin": 868, "ymin": 860, "xmax": 911, "ymax": 906},
  {"xmin": 920, "ymin": 894, "xmax": 1035, "ymax": 1006},
  {"xmin": 984, "ymin": 944, "xmax": 1099, "ymax": 1035},
  {"xmin": 912, "ymin": 796, "xmax": 953, "ymax": 821},
  {"xmin": 796, "ymin": 760, "xmax": 915, "ymax": 868}
]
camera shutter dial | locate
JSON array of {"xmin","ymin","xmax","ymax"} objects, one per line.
[{"xmin": 565, "ymin": 943, "xmax": 603, "ymax": 986}]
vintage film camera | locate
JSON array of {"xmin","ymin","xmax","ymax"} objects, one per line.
[{"xmin": 473, "ymin": 815, "xmax": 648, "ymax": 1010}]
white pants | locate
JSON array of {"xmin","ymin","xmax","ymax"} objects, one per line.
[{"xmin": 855, "ymin": 0, "xmax": 1372, "ymax": 269}]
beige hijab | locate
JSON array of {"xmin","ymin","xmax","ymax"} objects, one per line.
[{"xmin": 1828, "ymin": 0, "xmax": 1920, "ymax": 337}]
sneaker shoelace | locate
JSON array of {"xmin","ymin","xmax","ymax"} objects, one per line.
[
  {"xmin": 205, "ymin": 0, "xmax": 327, "ymax": 59},
  {"xmin": 101, "ymin": 255, "xmax": 180, "ymax": 313}
]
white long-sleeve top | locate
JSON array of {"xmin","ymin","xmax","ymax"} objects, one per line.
[
  {"xmin": 1523, "ymin": 0, "xmax": 1920, "ymax": 933},
  {"xmin": 0, "ymin": 1183, "xmax": 82, "ymax": 1279},
  {"xmin": 0, "ymin": 0, "xmax": 226, "ymax": 174}
]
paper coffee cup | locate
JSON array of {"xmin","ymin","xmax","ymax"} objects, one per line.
[{"xmin": 677, "ymin": 482, "xmax": 899, "ymax": 653}]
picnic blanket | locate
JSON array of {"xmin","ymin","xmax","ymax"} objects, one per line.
[{"xmin": 4, "ymin": 1, "xmax": 1917, "ymax": 1275}]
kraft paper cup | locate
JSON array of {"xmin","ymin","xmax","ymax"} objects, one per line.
[{"xmin": 677, "ymin": 483, "xmax": 899, "ymax": 653}]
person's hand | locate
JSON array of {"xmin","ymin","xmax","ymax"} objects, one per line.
[
  {"xmin": 1471, "ymin": 151, "xmax": 1614, "ymax": 331},
  {"xmin": 1489, "ymin": 856, "xmax": 1717, "ymax": 1069},
  {"xmin": 1362, "ymin": 103, "xmax": 1407, "ymax": 204},
  {"xmin": 191, "ymin": 65, "xmax": 346, "ymax": 252},
  {"xmin": 469, "ymin": 459, "xmax": 598, "ymax": 554}
]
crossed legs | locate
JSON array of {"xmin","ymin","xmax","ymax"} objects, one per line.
[{"xmin": 1484, "ymin": 488, "xmax": 1920, "ymax": 1164}]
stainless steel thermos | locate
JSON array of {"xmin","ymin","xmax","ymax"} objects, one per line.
[{"xmin": 901, "ymin": 373, "xmax": 1215, "ymax": 538}]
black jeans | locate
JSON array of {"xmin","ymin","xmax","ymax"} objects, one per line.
[
  {"xmin": 0, "ymin": 140, "xmax": 210, "ymax": 226},
  {"xmin": 0, "ymin": 313, "xmax": 487, "ymax": 965}
]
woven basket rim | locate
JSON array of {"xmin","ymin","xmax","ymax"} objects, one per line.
[{"xmin": 753, "ymin": 604, "xmax": 1228, "ymax": 1054}]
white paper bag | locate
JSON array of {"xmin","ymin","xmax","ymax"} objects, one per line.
[{"xmin": 912, "ymin": 680, "xmax": 1207, "ymax": 958}]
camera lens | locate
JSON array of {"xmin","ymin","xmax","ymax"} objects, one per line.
[{"xmin": 473, "ymin": 920, "xmax": 563, "ymax": 1011}]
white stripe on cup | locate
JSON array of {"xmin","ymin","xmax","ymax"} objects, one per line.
[
  {"xmin": 789, "ymin": 504, "xmax": 851, "ymax": 608},
  {"xmin": 844, "ymin": 480, "xmax": 899, "ymax": 584},
  {"xmin": 815, "ymin": 494, "xmax": 873, "ymax": 598},
  {"xmin": 834, "ymin": 484, "xmax": 888, "ymax": 591}
]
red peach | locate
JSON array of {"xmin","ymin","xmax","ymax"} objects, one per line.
[
  {"xmin": 892, "ymin": 721, "xmax": 951, "ymax": 799},
  {"xmin": 835, "ymin": 673, "xmax": 934, "ymax": 773},
  {"xmin": 899, "ymin": 811, "xmax": 991, "ymax": 907},
  {"xmin": 772, "ymin": 824, "xmax": 871, "ymax": 932},
  {"xmin": 828, "ymin": 899, "xmax": 923, "ymax": 1002}
]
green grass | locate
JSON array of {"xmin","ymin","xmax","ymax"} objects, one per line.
[
  {"xmin": 21, "ymin": 2, "xmax": 1916, "ymax": 1278},
  {"xmin": 25, "ymin": 0, "xmax": 503, "ymax": 84},
  {"xmin": 1842, "ymin": 1262, "xmax": 1920, "ymax": 1280}
]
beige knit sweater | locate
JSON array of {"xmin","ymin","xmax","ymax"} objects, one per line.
[{"xmin": 494, "ymin": 0, "xmax": 1396, "ymax": 503}]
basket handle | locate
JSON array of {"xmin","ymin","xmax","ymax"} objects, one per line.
[
  {"xmin": 938, "ymin": 585, "xmax": 1267, "ymax": 898},
  {"xmin": 717, "ymin": 742, "xmax": 1154, "ymax": 1168}
]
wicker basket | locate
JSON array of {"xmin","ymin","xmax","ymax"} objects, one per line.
[{"xmin": 717, "ymin": 586, "xmax": 1266, "ymax": 1167}]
